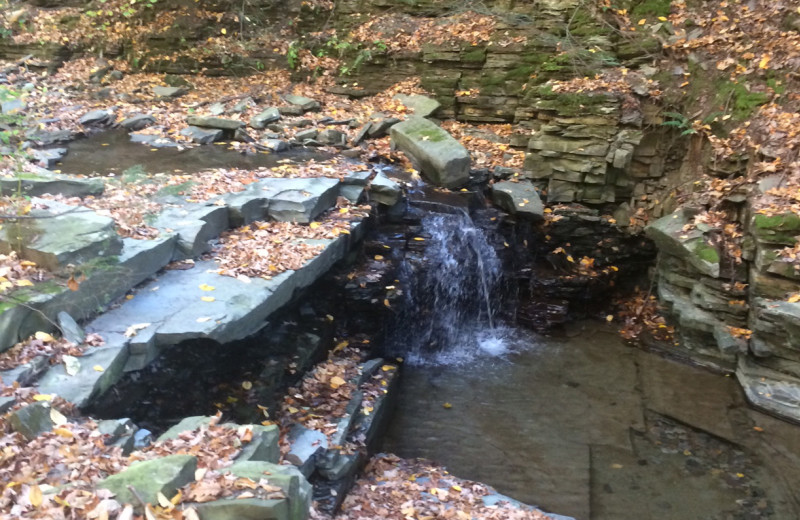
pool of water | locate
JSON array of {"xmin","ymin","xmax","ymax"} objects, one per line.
[
  {"xmin": 383, "ymin": 321, "xmax": 800, "ymax": 520},
  {"xmin": 56, "ymin": 130, "xmax": 329, "ymax": 176}
]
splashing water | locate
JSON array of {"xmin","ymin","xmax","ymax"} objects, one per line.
[{"xmin": 390, "ymin": 210, "xmax": 513, "ymax": 365}]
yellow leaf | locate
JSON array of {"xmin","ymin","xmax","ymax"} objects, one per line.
[
  {"xmin": 443, "ymin": 402, "xmax": 452, "ymax": 409},
  {"xmin": 330, "ymin": 376, "xmax": 347, "ymax": 389},
  {"xmin": 759, "ymin": 55, "xmax": 770, "ymax": 69},
  {"xmin": 29, "ymin": 485, "xmax": 43, "ymax": 508},
  {"xmin": 201, "ymin": 296, "xmax": 215, "ymax": 302},
  {"xmin": 50, "ymin": 407, "xmax": 68, "ymax": 426},
  {"xmin": 54, "ymin": 427, "xmax": 73, "ymax": 438},
  {"xmin": 220, "ymin": 28, "xmax": 227, "ymax": 35},
  {"xmin": 638, "ymin": 18, "xmax": 646, "ymax": 25},
  {"xmin": 788, "ymin": 293, "xmax": 800, "ymax": 303},
  {"xmin": 658, "ymin": 16, "xmax": 667, "ymax": 21},
  {"xmin": 34, "ymin": 331, "xmax": 55, "ymax": 342},
  {"xmin": 566, "ymin": 255, "xmax": 575, "ymax": 263},
  {"xmin": 309, "ymin": 222, "xmax": 321, "ymax": 229},
  {"xmin": 19, "ymin": 260, "xmax": 36, "ymax": 267},
  {"xmin": 606, "ymin": 315, "xmax": 614, "ymax": 322},
  {"xmin": 241, "ymin": 380, "xmax": 253, "ymax": 390},
  {"xmin": 452, "ymin": 484, "xmax": 462, "ymax": 492},
  {"xmin": 339, "ymin": 207, "xmax": 349, "ymax": 214},
  {"xmin": 93, "ymin": 365, "xmax": 104, "ymax": 372},
  {"xmin": 413, "ymin": 237, "xmax": 425, "ymax": 241},
  {"xmin": 199, "ymin": 283, "xmax": 215, "ymax": 291},
  {"xmin": 170, "ymin": 490, "xmax": 183, "ymax": 505},
  {"xmin": 374, "ymin": 255, "xmax": 384, "ymax": 261},
  {"xmin": 20, "ymin": 204, "xmax": 32, "ymax": 216},
  {"xmin": 33, "ymin": 394, "xmax": 53, "ymax": 401},
  {"xmin": 383, "ymin": 298, "xmax": 391, "ymax": 307},
  {"xmin": 15, "ymin": 279, "xmax": 34, "ymax": 287},
  {"xmin": 333, "ymin": 340, "xmax": 348, "ymax": 352}
]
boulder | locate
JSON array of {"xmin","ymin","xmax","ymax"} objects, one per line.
[
  {"xmin": 250, "ymin": 108, "xmax": 281, "ymax": 129},
  {"xmin": 32, "ymin": 147, "xmax": 67, "ymax": 168},
  {"xmin": 390, "ymin": 116, "xmax": 470, "ymax": 189},
  {"xmin": 1, "ymin": 98, "xmax": 25, "ymax": 115},
  {"xmin": 186, "ymin": 116, "xmax": 244, "ymax": 131},
  {"xmin": 317, "ymin": 129, "xmax": 347, "ymax": 146},
  {"xmin": 0, "ymin": 200, "xmax": 122, "ymax": 272},
  {"xmin": 369, "ymin": 171, "xmax": 401, "ymax": 206},
  {"xmin": 192, "ymin": 498, "xmax": 290, "ymax": 520},
  {"xmin": 285, "ymin": 425, "xmax": 328, "ymax": 478},
  {"xmin": 263, "ymin": 177, "xmax": 340, "ymax": 223},
  {"xmin": 153, "ymin": 86, "xmax": 187, "ymax": 98},
  {"xmin": 283, "ymin": 94, "xmax": 320, "ymax": 112},
  {"xmin": 8, "ymin": 402, "xmax": 54, "ymax": 440},
  {"xmin": 180, "ymin": 126, "xmax": 224, "ymax": 144},
  {"xmin": 120, "ymin": 114, "xmax": 156, "ymax": 131},
  {"xmin": 260, "ymin": 139, "xmax": 289, "ymax": 152},
  {"xmin": 295, "ymin": 128, "xmax": 318, "ymax": 141},
  {"xmin": 394, "ymin": 94, "xmax": 441, "ymax": 117},
  {"xmin": 645, "ymin": 208, "xmax": 721, "ymax": 278},
  {"xmin": 492, "ymin": 180, "xmax": 544, "ymax": 219},
  {"xmin": 368, "ymin": 117, "xmax": 401, "ymax": 138},
  {"xmin": 57, "ymin": 311, "xmax": 85, "ymax": 344},
  {"xmin": 227, "ymin": 460, "xmax": 311, "ymax": 520},
  {"xmin": 98, "ymin": 454, "xmax": 197, "ymax": 506},
  {"xmin": 79, "ymin": 109, "xmax": 113, "ymax": 126}
]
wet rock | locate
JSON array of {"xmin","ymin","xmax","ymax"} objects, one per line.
[
  {"xmin": 264, "ymin": 177, "xmax": 340, "ymax": 223},
  {"xmin": 109, "ymin": 70, "xmax": 123, "ymax": 81},
  {"xmin": 180, "ymin": 125, "xmax": 224, "ymax": 144},
  {"xmin": 285, "ymin": 425, "xmax": 328, "ymax": 477},
  {"xmin": 283, "ymin": 94, "xmax": 320, "ymax": 112},
  {"xmin": 98, "ymin": 454, "xmax": 197, "ymax": 507},
  {"xmin": 390, "ymin": 116, "xmax": 470, "ymax": 188},
  {"xmin": 8, "ymin": 402, "xmax": 54, "ymax": 440},
  {"xmin": 0, "ymin": 396, "xmax": 15, "ymax": 414},
  {"xmin": 78, "ymin": 109, "xmax": 113, "ymax": 126},
  {"xmin": 340, "ymin": 170, "xmax": 371, "ymax": 203},
  {"xmin": 492, "ymin": 180, "xmax": 544, "ymax": 219},
  {"xmin": 186, "ymin": 116, "xmax": 244, "ymax": 131},
  {"xmin": 120, "ymin": 113, "xmax": 156, "ymax": 131},
  {"xmin": 394, "ymin": 94, "xmax": 441, "ymax": 117},
  {"xmin": 157, "ymin": 415, "xmax": 215, "ymax": 440},
  {"xmin": 737, "ymin": 357, "xmax": 800, "ymax": 424},
  {"xmin": 295, "ymin": 128, "xmax": 318, "ymax": 141},
  {"xmin": 153, "ymin": 85, "xmax": 188, "ymax": 98},
  {"xmin": 31, "ymin": 147, "xmax": 67, "ymax": 168},
  {"xmin": 25, "ymin": 129, "xmax": 72, "ymax": 146},
  {"xmin": 318, "ymin": 129, "xmax": 347, "ymax": 146},
  {"xmin": 233, "ymin": 128, "xmax": 254, "ymax": 143},
  {"xmin": 130, "ymin": 132, "xmax": 180, "ymax": 148},
  {"xmin": 369, "ymin": 171, "xmax": 401, "ymax": 206},
  {"xmin": 250, "ymin": 107, "xmax": 281, "ymax": 129},
  {"xmin": 260, "ymin": 138, "xmax": 289, "ymax": 152},
  {"xmin": 368, "ymin": 117, "xmax": 401, "ymax": 138},
  {"xmin": 0, "ymin": 199, "xmax": 122, "ymax": 271},
  {"xmin": 57, "ymin": 311, "xmax": 85, "ymax": 345}
]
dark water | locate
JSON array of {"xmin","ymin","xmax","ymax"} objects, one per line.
[
  {"xmin": 383, "ymin": 322, "xmax": 800, "ymax": 520},
  {"xmin": 56, "ymin": 130, "xmax": 328, "ymax": 176}
]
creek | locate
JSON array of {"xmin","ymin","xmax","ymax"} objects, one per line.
[{"xmin": 61, "ymin": 138, "xmax": 800, "ymax": 520}]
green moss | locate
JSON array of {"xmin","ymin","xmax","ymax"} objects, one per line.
[
  {"xmin": 694, "ymin": 242, "xmax": 720, "ymax": 264},
  {"xmin": 462, "ymin": 48, "xmax": 486, "ymax": 63},
  {"xmin": 631, "ymin": 0, "xmax": 672, "ymax": 18},
  {"xmin": 410, "ymin": 128, "xmax": 447, "ymax": 143},
  {"xmin": 156, "ymin": 181, "xmax": 195, "ymax": 197},
  {"xmin": 504, "ymin": 65, "xmax": 536, "ymax": 81},
  {"xmin": 717, "ymin": 81, "xmax": 770, "ymax": 120},
  {"xmin": 753, "ymin": 213, "xmax": 800, "ymax": 231}
]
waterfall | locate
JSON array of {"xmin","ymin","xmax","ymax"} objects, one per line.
[{"xmin": 390, "ymin": 209, "xmax": 506, "ymax": 365}]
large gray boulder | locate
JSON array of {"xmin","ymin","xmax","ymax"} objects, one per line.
[
  {"xmin": 492, "ymin": 180, "xmax": 544, "ymax": 219},
  {"xmin": 98, "ymin": 454, "xmax": 197, "ymax": 506},
  {"xmin": 645, "ymin": 208, "xmax": 721, "ymax": 278},
  {"xmin": 393, "ymin": 94, "xmax": 441, "ymax": 118},
  {"xmin": 250, "ymin": 108, "xmax": 281, "ymax": 129},
  {"xmin": 186, "ymin": 116, "xmax": 244, "ymax": 131},
  {"xmin": 390, "ymin": 116, "xmax": 470, "ymax": 188}
]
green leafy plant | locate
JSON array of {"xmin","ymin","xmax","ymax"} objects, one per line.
[{"xmin": 661, "ymin": 111, "xmax": 697, "ymax": 136}]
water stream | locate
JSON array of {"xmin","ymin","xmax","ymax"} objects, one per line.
[{"xmin": 382, "ymin": 210, "xmax": 800, "ymax": 520}]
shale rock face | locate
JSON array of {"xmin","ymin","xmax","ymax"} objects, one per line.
[{"xmin": 390, "ymin": 116, "xmax": 470, "ymax": 189}]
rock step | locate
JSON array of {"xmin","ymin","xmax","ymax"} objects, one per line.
[{"xmin": 34, "ymin": 220, "xmax": 366, "ymax": 408}]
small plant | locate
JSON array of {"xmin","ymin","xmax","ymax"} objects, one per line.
[
  {"xmin": 661, "ymin": 111, "xmax": 697, "ymax": 136},
  {"xmin": 287, "ymin": 40, "xmax": 301, "ymax": 69}
]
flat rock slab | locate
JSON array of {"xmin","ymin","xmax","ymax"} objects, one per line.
[
  {"xmin": 492, "ymin": 180, "xmax": 544, "ymax": 219},
  {"xmin": 0, "ymin": 198, "xmax": 122, "ymax": 272},
  {"xmin": 390, "ymin": 116, "xmax": 470, "ymax": 189},
  {"xmin": 251, "ymin": 108, "xmax": 281, "ymax": 129},
  {"xmin": 120, "ymin": 114, "xmax": 156, "ymax": 131},
  {"xmin": 153, "ymin": 86, "xmax": 187, "ymax": 98},
  {"xmin": 737, "ymin": 357, "xmax": 800, "ymax": 424},
  {"xmin": 259, "ymin": 177, "xmax": 340, "ymax": 223},
  {"xmin": 0, "ymin": 170, "xmax": 104, "ymax": 198},
  {"xmin": 186, "ymin": 116, "xmax": 244, "ymax": 131},
  {"xmin": 227, "ymin": 460, "xmax": 311, "ymax": 520},
  {"xmin": 79, "ymin": 109, "xmax": 113, "ymax": 126},
  {"xmin": 638, "ymin": 351, "xmax": 744, "ymax": 442},
  {"xmin": 394, "ymin": 94, "xmax": 440, "ymax": 118},
  {"xmin": 283, "ymin": 94, "xmax": 320, "ymax": 112},
  {"xmin": 8, "ymin": 402, "xmax": 54, "ymax": 440},
  {"xmin": 180, "ymin": 126, "xmax": 223, "ymax": 144},
  {"xmin": 98, "ymin": 454, "xmax": 197, "ymax": 506},
  {"xmin": 191, "ymin": 497, "xmax": 290, "ymax": 520}
]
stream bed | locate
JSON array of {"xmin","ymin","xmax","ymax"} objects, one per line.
[{"xmin": 383, "ymin": 321, "xmax": 800, "ymax": 520}]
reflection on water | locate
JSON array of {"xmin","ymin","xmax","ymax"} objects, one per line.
[
  {"xmin": 383, "ymin": 322, "xmax": 800, "ymax": 520},
  {"xmin": 57, "ymin": 131, "xmax": 329, "ymax": 176}
]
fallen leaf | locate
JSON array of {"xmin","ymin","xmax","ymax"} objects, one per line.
[
  {"xmin": 330, "ymin": 376, "xmax": 347, "ymax": 389},
  {"xmin": 201, "ymin": 296, "xmax": 216, "ymax": 302},
  {"xmin": 63, "ymin": 355, "xmax": 80, "ymax": 376},
  {"xmin": 50, "ymin": 407, "xmax": 68, "ymax": 426},
  {"xmin": 34, "ymin": 331, "xmax": 55, "ymax": 342},
  {"xmin": 29, "ymin": 485, "xmax": 42, "ymax": 508},
  {"xmin": 199, "ymin": 283, "xmax": 215, "ymax": 291},
  {"xmin": 124, "ymin": 323, "xmax": 151, "ymax": 338}
]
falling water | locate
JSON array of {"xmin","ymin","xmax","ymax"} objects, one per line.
[{"xmin": 389, "ymin": 209, "xmax": 508, "ymax": 365}]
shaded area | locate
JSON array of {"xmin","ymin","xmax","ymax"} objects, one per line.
[
  {"xmin": 383, "ymin": 321, "xmax": 800, "ymax": 520},
  {"xmin": 56, "ymin": 131, "xmax": 329, "ymax": 176}
]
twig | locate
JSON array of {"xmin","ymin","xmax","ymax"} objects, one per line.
[{"xmin": 126, "ymin": 485, "xmax": 149, "ymax": 511}]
